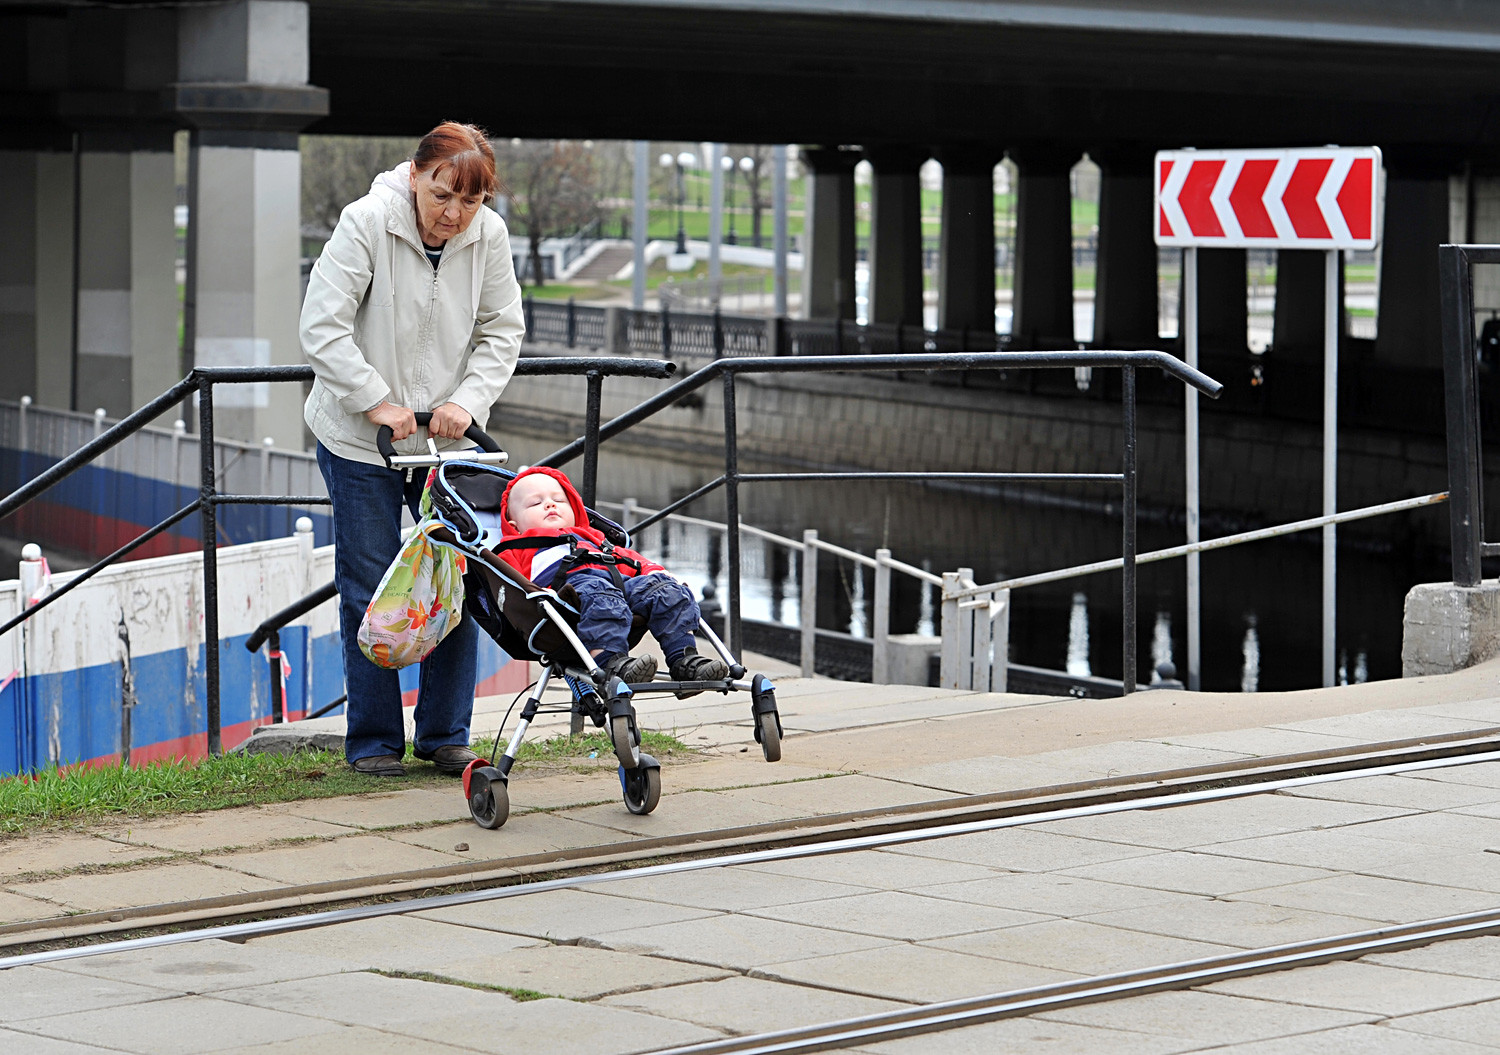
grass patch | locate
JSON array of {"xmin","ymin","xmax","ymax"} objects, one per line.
[
  {"xmin": 470, "ymin": 730, "xmax": 696, "ymax": 774},
  {"xmin": 0, "ymin": 749, "xmax": 454, "ymax": 836},
  {"xmin": 369, "ymin": 969, "xmax": 563, "ymax": 1001}
]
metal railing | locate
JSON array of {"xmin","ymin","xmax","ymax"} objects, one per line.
[
  {"xmin": 1441, "ymin": 243, "xmax": 1499, "ymax": 585},
  {"xmin": 0, "ymin": 356, "xmax": 674, "ymax": 760}
]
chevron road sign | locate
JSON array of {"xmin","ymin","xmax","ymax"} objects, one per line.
[{"xmin": 1155, "ymin": 147, "xmax": 1383, "ymax": 250}]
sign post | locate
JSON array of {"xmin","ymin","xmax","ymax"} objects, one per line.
[{"xmin": 1155, "ymin": 146, "xmax": 1383, "ymax": 689}]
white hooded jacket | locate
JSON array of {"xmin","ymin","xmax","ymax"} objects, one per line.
[{"xmin": 300, "ymin": 162, "xmax": 526, "ymax": 465}]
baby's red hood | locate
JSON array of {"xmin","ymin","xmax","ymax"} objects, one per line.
[{"xmin": 499, "ymin": 466, "xmax": 591, "ymax": 539}]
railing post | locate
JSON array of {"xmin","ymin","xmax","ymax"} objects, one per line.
[
  {"xmin": 713, "ymin": 306, "xmax": 724, "ymax": 358},
  {"xmin": 1121, "ymin": 365, "xmax": 1138, "ymax": 694},
  {"xmin": 723, "ymin": 370, "xmax": 742, "ymax": 655},
  {"xmin": 939, "ymin": 569, "xmax": 972, "ymax": 689},
  {"xmin": 173, "ymin": 418, "xmax": 187, "ymax": 504},
  {"xmin": 801, "ymin": 529, "xmax": 818, "ymax": 677},
  {"xmin": 872, "ymin": 548, "xmax": 891, "ymax": 683},
  {"xmin": 17, "ymin": 395, "xmax": 29, "ymax": 460},
  {"xmin": 766, "ymin": 316, "xmax": 780, "ymax": 357},
  {"xmin": 1441, "ymin": 244, "xmax": 1484, "ymax": 586},
  {"xmin": 198, "ymin": 373, "xmax": 222, "ymax": 755},
  {"xmin": 267, "ymin": 627, "xmax": 284, "ymax": 724},
  {"xmin": 566, "ymin": 296, "xmax": 577, "ymax": 349},
  {"xmin": 581, "ymin": 370, "xmax": 602, "ymax": 508},
  {"xmin": 662, "ymin": 304, "xmax": 672, "ymax": 359},
  {"xmin": 260, "ymin": 436, "xmax": 274, "ymax": 539},
  {"xmin": 524, "ymin": 294, "xmax": 535, "ymax": 340}
]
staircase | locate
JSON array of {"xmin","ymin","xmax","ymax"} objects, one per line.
[{"xmin": 569, "ymin": 244, "xmax": 635, "ymax": 283}]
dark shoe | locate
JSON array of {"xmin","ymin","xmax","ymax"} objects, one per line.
[
  {"xmin": 414, "ymin": 744, "xmax": 481, "ymax": 775},
  {"xmin": 669, "ymin": 648, "xmax": 730, "ymax": 682},
  {"xmin": 603, "ymin": 652, "xmax": 658, "ymax": 683},
  {"xmin": 350, "ymin": 754, "xmax": 406, "ymax": 777}
]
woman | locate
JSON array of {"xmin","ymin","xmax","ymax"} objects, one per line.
[{"xmin": 300, "ymin": 121, "xmax": 525, "ymax": 777}]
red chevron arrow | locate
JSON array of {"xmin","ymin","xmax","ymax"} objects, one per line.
[
  {"xmin": 1338, "ymin": 157, "xmax": 1374, "ymax": 240},
  {"xmin": 1229, "ymin": 159, "xmax": 1278, "ymax": 238},
  {"xmin": 1180, "ymin": 159, "xmax": 1225, "ymax": 237},
  {"xmin": 1282, "ymin": 157, "xmax": 1333, "ymax": 239}
]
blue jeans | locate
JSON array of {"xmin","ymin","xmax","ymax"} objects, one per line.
[
  {"xmin": 567, "ymin": 570, "xmax": 700, "ymax": 661},
  {"xmin": 317, "ymin": 444, "xmax": 477, "ymax": 763}
]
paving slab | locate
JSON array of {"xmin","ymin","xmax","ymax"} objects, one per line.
[
  {"xmin": 1036, "ymin": 989, "xmax": 1374, "ymax": 1045},
  {"xmin": 1000, "ymin": 740, "xmax": 1256, "ymax": 781},
  {"xmin": 1269, "ymin": 710, "xmax": 1494, "ymax": 741},
  {"xmin": 731, "ymin": 772, "xmax": 959, "ymax": 816},
  {"xmin": 47, "ymin": 937, "xmax": 352, "ymax": 994},
  {"xmin": 600, "ymin": 974, "xmax": 910, "ymax": 1035},
  {"xmin": 1199, "ymin": 828, "xmax": 1438, "ymax": 872},
  {"xmin": 1233, "ymin": 872, "xmax": 1500, "ymax": 923},
  {"xmin": 415, "ymin": 886, "xmax": 720, "ymax": 940},
  {"xmin": 212, "ymin": 1024, "xmax": 489, "ymax": 1055},
  {"xmin": 391, "ymin": 940, "xmax": 733, "ymax": 999},
  {"xmin": 920, "ymin": 871, "xmax": 1204, "ymax": 917},
  {"xmin": 14, "ymin": 993, "xmax": 345, "ymax": 1054},
  {"xmin": 1358, "ymin": 850, "xmax": 1500, "ymax": 893},
  {"xmin": 1386, "ymin": 1000, "xmax": 1500, "ymax": 1048},
  {"xmin": 925, "ymin": 918, "xmax": 1240, "ymax": 976},
  {"xmin": 1150, "ymin": 727, "xmax": 1365, "ymax": 758},
  {"xmin": 565, "ymin": 788, "xmax": 796, "ymax": 837},
  {"xmin": 1202, "ymin": 959, "xmax": 1500, "ymax": 1015},
  {"xmin": 246, "ymin": 915, "xmax": 540, "ymax": 971},
  {"xmin": 1342, "ymin": 809, "xmax": 1500, "ymax": 851},
  {"xmin": 599, "ymin": 913, "xmax": 893, "ymax": 970},
  {"xmin": 382, "ymin": 812, "xmax": 623, "ymax": 859},
  {"xmin": 666, "ymin": 759, "xmax": 841, "ymax": 792},
  {"xmin": 0, "ymin": 889, "xmax": 69, "ymax": 923},
  {"xmin": 386, "ymin": 997, "xmax": 721, "ymax": 1055},
  {"xmin": 1029, "ymin": 793, "xmax": 1411, "ymax": 851},
  {"xmin": 281, "ymin": 789, "xmax": 473, "ymax": 829},
  {"xmin": 1082, "ymin": 895, "xmax": 1383, "ymax": 949},
  {"xmin": 600, "ymin": 863, "xmax": 874, "ymax": 911},
  {"xmin": 788, "ymin": 695, "xmax": 1039, "ymax": 733},
  {"xmin": 1409, "ymin": 760, "xmax": 1500, "ymax": 789},
  {"xmin": 753, "ymin": 941, "xmax": 1080, "ymax": 1004},
  {"xmin": 1059, "ymin": 850, "xmax": 1337, "ymax": 897},
  {"xmin": 1176, "ymin": 1022, "xmax": 1500, "ymax": 1054},
  {"xmin": 0, "ymin": 833, "xmax": 167, "ymax": 879},
  {"xmin": 747, "ymin": 888, "xmax": 1048, "ymax": 941},
  {"xmin": 8, "ymin": 861, "xmax": 283, "ymax": 913},
  {"xmin": 1281, "ymin": 774, "xmax": 1500, "ymax": 811},
  {"xmin": 205, "ymin": 834, "xmax": 463, "ymax": 884},
  {"xmin": 1405, "ymin": 697, "xmax": 1500, "ymax": 723},
  {"xmin": 857, "ymin": 1016, "xmax": 1199, "ymax": 1054},
  {"xmin": 743, "ymin": 848, "xmax": 1001, "ymax": 890},
  {"xmin": 865, "ymin": 755, "xmax": 1080, "ymax": 795},
  {"xmin": 212, "ymin": 968, "xmax": 514, "ymax": 1028},
  {"xmin": 0, "ymin": 1029, "xmax": 133, "ymax": 1054},
  {"xmin": 0, "ymin": 965, "xmax": 179, "ymax": 1023},
  {"xmin": 99, "ymin": 809, "xmax": 355, "ymax": 853},
  {"xmin": 886, "ymin": 827, "xmax": 1157, "ymax": 872},
  {"xmin": 1365, "ymin": 935, "xmax": 1500, "ymax": 979}
]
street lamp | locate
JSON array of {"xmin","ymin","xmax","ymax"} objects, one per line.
[
  {"xmin": 658, "ymin": 151, "xmax": 687, "ymax": 254},
  {"xmin": 738, "ymin": 155, "xmax": 755, "ymax": 245},
  {"xmin": 721, "ymin": 154, "xmax": 756, "ymax": 245}
]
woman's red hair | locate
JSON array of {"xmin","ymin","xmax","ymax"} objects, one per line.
[{"xmin": 413, "ymin": 121, "xmax": 498, "ymax": 199}]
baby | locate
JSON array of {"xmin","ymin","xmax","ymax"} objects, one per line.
[{"xmin": 495, "ymin": 466, "xmax": 730, "ymax": 684}]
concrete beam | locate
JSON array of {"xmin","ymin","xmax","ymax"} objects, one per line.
[
  {"xmin": 1092, "ymin": 148, "xmax": 1159, "ymax": 347},
  {"xmin": 866, "ymin": 146, "xmax": 927, "ymax": 327},
  {"xmin": 801, "ymin": 146, "xmax": 859, "ymax": 320},
  {"xmin": 1010, "ymin": 148, "xmax": 1075, "ymax": 346}
]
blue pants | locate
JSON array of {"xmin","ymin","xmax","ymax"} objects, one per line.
[
  {"xmin": 566, "ymin": 570, "xmax": 700, "ymax": 661},
  {"xmin": 317, "ymin": 444, "xmax": 477, "ymax": 763}
]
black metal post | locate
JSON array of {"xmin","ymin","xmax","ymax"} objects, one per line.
[
  {"xmin": 581, "ymin": 370, "xmax": 603, "ymax": 508},
  {"xmin": 1121, "ymin": 365, "xmax": 1138, "ymax": 694},
  {"xmin": 662, "ymin": 305, "xmax": 672, "ymax": 359},
  {"xmin": 566, "ymin": 297, "xmax": 577, "ymax": 349},
  {"xmin": 267, "ymin": 628, "xmax": 284, "ymax": 724},
  {"xmin": 1441, "ymin": 244, "xmax": 1485, "ymax": 586},
  {"xmin": 713, "ymin": 307, "xmax": 724, "ymax": 357},
  {"xmin": 722, "ymin": 371, "xmax": 743, "ymax": 654},
  {"xmin": 524, "ymin": 294, "xmax": 535, "ymax": 339},
  {"xmin": 198, "ymin": 375, "xmax": 222, "ymax": 754}
]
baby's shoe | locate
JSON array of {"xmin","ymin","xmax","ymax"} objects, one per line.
[
  {"xmin": 603, "ymin": 652, "xmax": 657, "ymax": 683},
  {"xmin": 669, "ymin": 648, "xmax": 730, "ymax": 682}
]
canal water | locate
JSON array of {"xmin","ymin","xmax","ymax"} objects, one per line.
[{"xmin": 502, "ymin": 430, "xmax": 1449, "ymax": 693}]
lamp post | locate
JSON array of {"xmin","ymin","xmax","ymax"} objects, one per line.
[
  {"xmin": 721, "ymin": 154, "xmax": 737, "ymax": 245},
  {"xmin": 659, "ymin": 151, "xmax": 692, "ymax": 254},
  {"xmin": 738, "ymin": 155, "xmax": 755, "ymax": 247}
]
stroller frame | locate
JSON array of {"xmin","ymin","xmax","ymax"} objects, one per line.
[{"xmin": 394, "ymin": 440, "xmax": 783, "ymax": 830}]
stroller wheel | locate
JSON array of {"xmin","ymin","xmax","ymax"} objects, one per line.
[
  {"xmin": 619, "ymin": 753, "xmax": 661, "ymax": 815},
  {"xmin": 610, "ymin": 714, "xmax": 641, "ymax": 770},
  {"xmin": 467, "ymin": 766, "xmax": 509, "ymax": 830},
  {"xmin": 755, "ymin": 710, "xmax": 782, "ymax": 763}
]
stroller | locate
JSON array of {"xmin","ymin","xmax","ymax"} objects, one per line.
[{"xmin": 377, "ymin": 419, "xmax": 783, "ymax": 831}]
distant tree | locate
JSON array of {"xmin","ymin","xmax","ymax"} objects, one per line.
[
  {"xmin": 735, "ymin": 145, "xmax": 774, "ymax": 247},
  {"xmin": 495, "ymin": 140, "xmax": 602, "ymax": 287},
  {"xmin": 300, "ymin": 135, "xmax": 416, "ymax": 238}
]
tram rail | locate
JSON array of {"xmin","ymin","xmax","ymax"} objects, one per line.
[{"xmin": 4, "ymin": 726, "xmax": 1500, "ymax": 969}]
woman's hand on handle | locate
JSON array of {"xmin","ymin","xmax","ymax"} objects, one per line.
[
  {"xmin": 366, "ymin": 401, "xmax": 417, "ymax": 441},
  {"xmin": 428, "ymin": 402, "xmax": 473, "ymax": 439}
]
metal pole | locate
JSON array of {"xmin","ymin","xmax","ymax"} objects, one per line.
[
  {"xmin": 1184, "ymin": 246, "xmax": 1201, "ymax": 691},
  {"xmin": 1440, "ymin": 244, "xmax": 1484, "ymax": 586},
  {"xmin": 198, "ymin": 375, "xmax": 221, "ymax": 755},
  {"xmin": 723, "ymin": 371, "xmax": 742, "ymax": 655},
  {"xmin": 268, "ymin": 628, "xmax": 284, "ymax": 724},
  {"xmin": 801, "ymin": 529, "xmax": 818, "ymax": 677},
  {"xmin": 632, "ymin": 140, "xmax": 648, "ymax": 311},
  {"xmin": 581, "ymin": 370, "xmax": 602, "ymax": 508},
  {"xmin": 1123, "ymin": 365, "xmax": 1138, "ymax": 695},
  {"xmin": 1323, "ymin": 247, "xmax": 1339, "ymax": 687},
  {"xmin": 774, "ymin": 145, "xmax": 789, "ymax": 317},
  {"xmin": 873, "ymin": 548, "xmax": 891, "ymax": 683},
  {"xmin": 709, "ymin": 143, "xmax": 724, "ymax": 307}
]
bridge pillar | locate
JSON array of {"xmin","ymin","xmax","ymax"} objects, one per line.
[
  {"xmin": 800, "ymin": 147, "xmax": 859, "ymax": 320},
  {"xmin": 1011, "ymin": 148, "xmax": 1077, "ymax": 347},
  {"xmin": 1374, "ymin": 167, "xmax": 1450, "ymax": 369},
  {"xmin": 0, "ymin": 142, "xmax": 76, "ymax": 410},
  {"xmin": 936, "ymin": 147, "xmax": 1000, "ymax": 335},
  {"xmin": 1272, "ymin": 249, "xmax": 1343, "ymax": 364},
  {"xmin": 1197, "ymin": 249, "xmax": 1249, "ymax": 354},
  {"xmin": 175, "ymin": 0, "xmax": 327, "ymax": 445},
  {"xmin": 865, "ymin": 147, "xmax": 926, "ymax": 327},
  {"xmin": 1092, "ymin": 149, "xmax": 1159, "ymax": 347}
]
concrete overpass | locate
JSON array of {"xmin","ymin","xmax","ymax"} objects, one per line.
[{"xmin": 3, "ymin": 0, "xmax": 1500, "ymax": 443}]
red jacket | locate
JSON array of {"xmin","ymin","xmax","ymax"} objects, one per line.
[{"xmin": 496, "ymin": 466, "xmax": 663, "ymax": 587}]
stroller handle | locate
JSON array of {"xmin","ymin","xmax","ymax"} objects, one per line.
[{"xmin": 376, "ymin": 411, "xmax": 506, "ymax": 470}]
